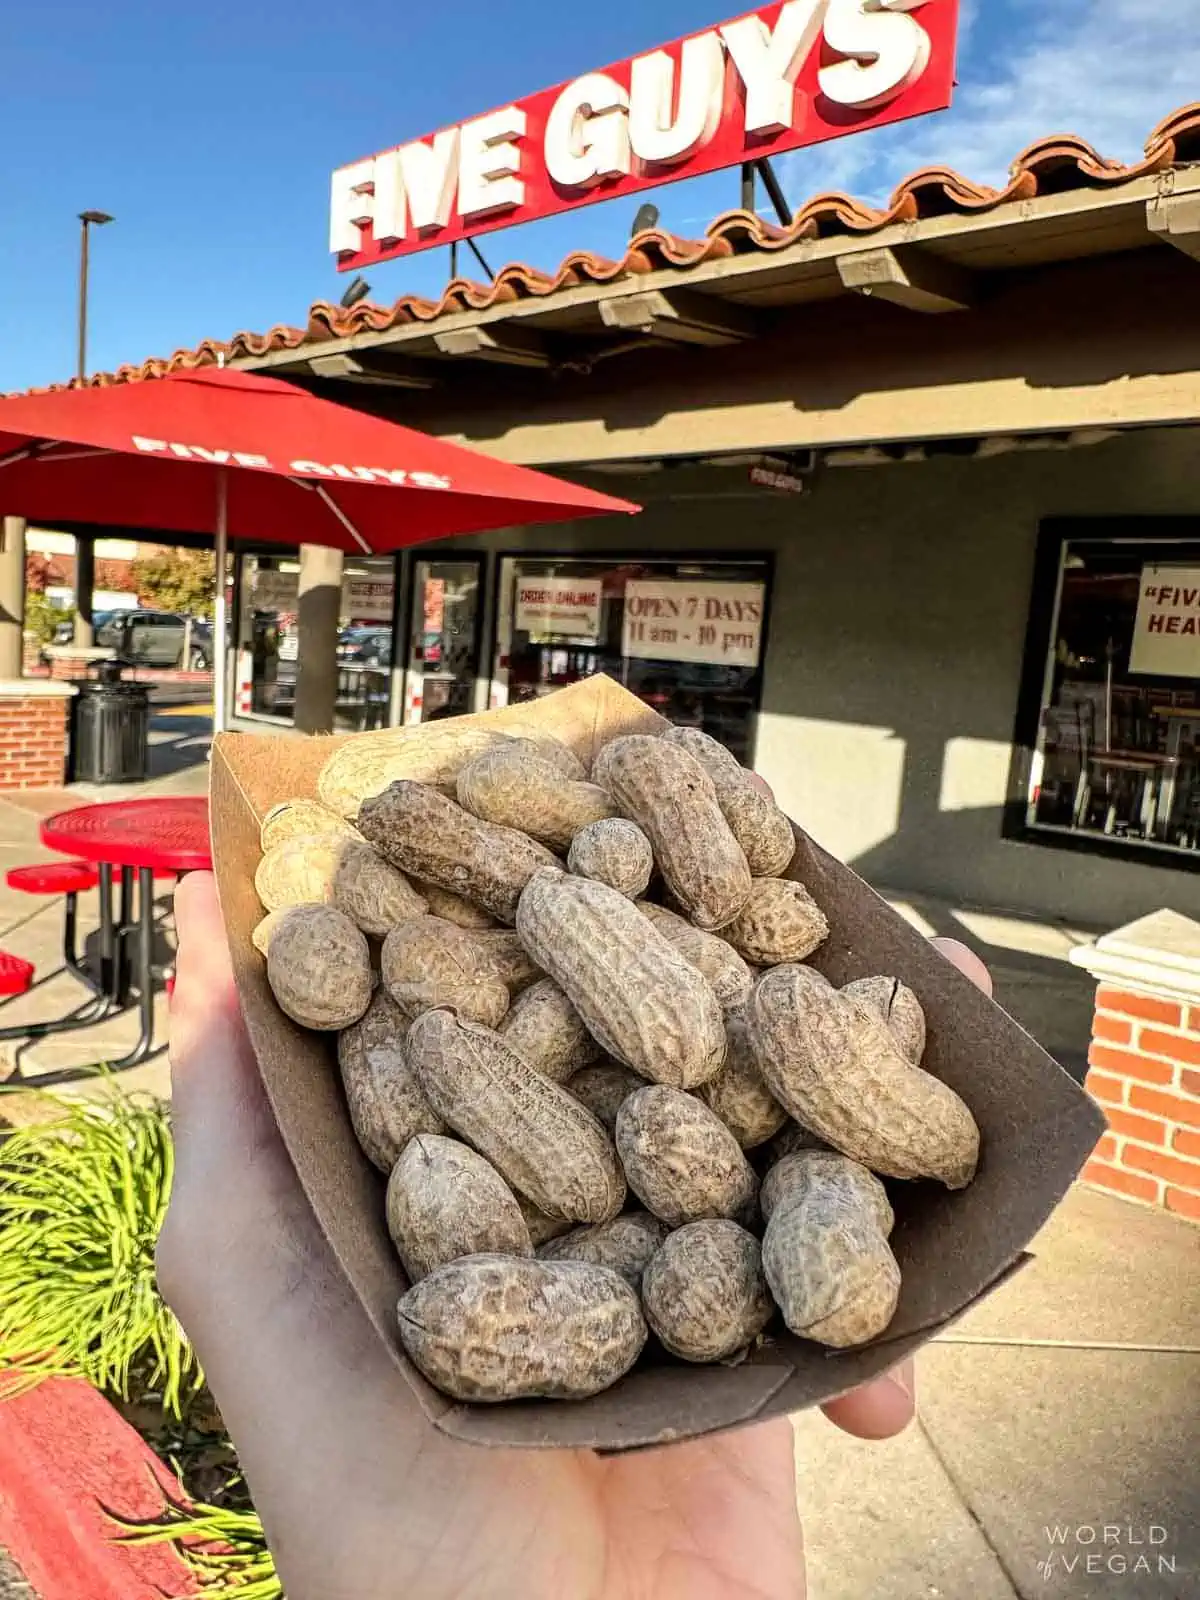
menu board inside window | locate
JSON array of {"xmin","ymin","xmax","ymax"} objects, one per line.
[{"xmin": 494, "ymin": 557, "xmax": 770, "ymax": 766}]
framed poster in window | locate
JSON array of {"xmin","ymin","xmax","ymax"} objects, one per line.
[{"xmin": 1008, "ymin": 519, "xmax": 1200, "ymax": 869}]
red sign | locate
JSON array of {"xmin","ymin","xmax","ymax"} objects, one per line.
[{"xmin": 332, "ymin": 0, "xmax": 960, "ymax": 270}]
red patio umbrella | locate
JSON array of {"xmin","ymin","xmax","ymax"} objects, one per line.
[{"xmin": 0, "ymin": 366, "xmax": 638, "ymax": 728}]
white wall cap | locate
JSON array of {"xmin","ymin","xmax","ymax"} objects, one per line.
[
  {"xmin": 0, "ymin": 680, "xmax": 78, "ymax": 699},
  {"xmin": 1071, "ymin": 909, "xmax": 1200, "ymax": 1004}
]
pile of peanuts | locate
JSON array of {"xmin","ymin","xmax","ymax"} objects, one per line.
[{"xmin": 251, "ymin": 718, "xmax": 980, "ymax": 1404}]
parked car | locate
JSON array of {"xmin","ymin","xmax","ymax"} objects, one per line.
[
  {"xmin": 93, "ymin": 611, "xmax": 213, "ymax": 670},
  {"xmin": 337, "ymin": 627, "xmax": 393, "ymax": 668}
]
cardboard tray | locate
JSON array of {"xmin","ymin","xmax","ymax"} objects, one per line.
[{"xmin": 210, "ymin": 674, "xmax": 1105, "ymax": 1452}]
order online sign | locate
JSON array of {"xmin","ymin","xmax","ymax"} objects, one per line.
[{"xmin": 332, "ymin": 0, "xmax": 962, "ymax": 270}]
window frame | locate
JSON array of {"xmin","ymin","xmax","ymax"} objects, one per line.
[{"xmin": 1005, "ymin": 516, "xmax": 1200, "ymax": 872}]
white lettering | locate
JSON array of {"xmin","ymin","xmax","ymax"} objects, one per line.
[
  {"xmin": 329, "ymin": 158, "xmax": 376, "ymax": 256},
  {"xmin": 628, "ymin": 33, "xmax": 725, "ymax": 167},
  {"xmin": 289, "ymin": 459, "xmax": 336, "ymax": 478},
  {"xmin": 168, "ymin": 443, "xmax": 195, "ymax": 459},
  {"xmin": 721, "ymin": 0, "xmax": 826, "ymax": 135},
  {"xmin": 458, "ymin": 107, "xmax": 527, "ymax": 218},
  {"xmin": 399, "ymin": 129, "xmax": 460, "ymax": 232},
  {"xmin": 233, "ymin": 452, "xmax": 271, "ymax": 469},
  {"xmin": 372, "ymin": 150, "xmax": 408, "ymax": 244},
  {"xmin": 818, "ymin": 0, "xmax": 932, "ymax": 110},
  {"xmin": 187, "ymin": 446, "xmax": 232, "ymax": 465},
  {"xmin": 410, "ymin": 470, "xmax": 453, "ymax": 490},
  {"xmin": 132, "ymin": 436, "xmax": 167, "ymax": 455},
  {"xmin": 544, "ymin": 73, "xmax": 631, "ymax": 189}
]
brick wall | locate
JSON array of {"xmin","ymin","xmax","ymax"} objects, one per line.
[
  {"xmin": 0, "ymin": 694, "xmax": 71, "ymax": 789},
  {"xmin": 1083, "ymin": 985, "xmax": 1200, "ymax": 1223}
]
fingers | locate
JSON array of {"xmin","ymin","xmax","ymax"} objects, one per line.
[
  {"xmin": 931, "ymin": 936, "xmax": 993, "ymax": 998},
  {"xmin": 821, "ymin": 1360, "xmax": 916, "ymax": 1441}
]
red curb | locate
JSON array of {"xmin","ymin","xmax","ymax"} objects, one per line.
[{"xmin": 0, "ymin": 1379, "xmax": 196, "ymax": 1599}]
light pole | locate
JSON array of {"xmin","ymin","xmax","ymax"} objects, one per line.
[
  {"xmin": 77, "ymin": 210, "xmax": 113, "ymax": 382},
  {"xmin": 75, "ymin": 210, "xmax": 112, "ymax": 649}
]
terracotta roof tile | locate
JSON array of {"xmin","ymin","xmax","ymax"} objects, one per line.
[{"xmin": 24, "ymin": 100, "xmax": 1200, "ymax": 394}]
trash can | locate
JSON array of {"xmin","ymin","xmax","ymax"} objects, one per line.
[{"xmin": 70, "ymin": 662, "xmax": 151, "ymax": 784}]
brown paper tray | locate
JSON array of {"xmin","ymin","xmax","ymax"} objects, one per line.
[{"xmin": 210, "ymin": 675, "xmax": 1105, "ymax": 1452}]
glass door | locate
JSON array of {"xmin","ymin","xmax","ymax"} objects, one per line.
[{"xmin": 403, "ymin": 558, "xmax": 484, "ymax": 724}]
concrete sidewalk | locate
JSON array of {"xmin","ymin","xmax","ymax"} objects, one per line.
[{"xmin": 796, "ymin": 1183, "xmax": 1199, "ymax": 1599}]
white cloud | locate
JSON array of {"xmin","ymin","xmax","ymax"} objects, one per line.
[{"xmin": 784, "ymin": 0, "xmax": 1200, "ymax": 204}]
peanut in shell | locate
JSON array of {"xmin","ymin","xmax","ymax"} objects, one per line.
[
  {"xmin": 747, "ymin": 964, "xmax": 980, "ymax": 1189},
  {"xmin": 615, "ymin": 1085, "xmax": 759, "ymax": 1228},
  {"xmin": 358, "ymin": 781, "xmax": 559, "ymax": 925},
  {"xmin": 761, "ymin": 1150, "xmax": 894, "ymax": 1236},
  {"xmin": 398, "ymin": 1254, "xmax": 646, "ymax": 1402},
  {"xmin": 260, "ymin": 797, "xmax": 361, "ymax": 851},
  {"xmin": 407, "ymin": 1009, "xmax": 626, "ymax": 1224},
  {"xmin": 661, "ymin": 726, "xmax": 795, "ymax": 878},
  {"xmin": 700, "ymin": 1005, "xmax": 788, "ymax": 1149},
  {"xmin": 567, "ymin": 818, "xmax": 654, "ymax": 899},
  {"xmin": 254, "ymin": 833, "xmax": 426, "ymax": 938},
  {"xmin": 641, "ymin": 1220, "xmax": 773, "ymax": 1363},
  {"xmin": 499, "ymin": 978, "xmax": 601, "ymax": 1082},
  {"xmin": 412, "ymin": 880, "xmax": 498, "ymax": 930},
  {"xmin": 337, "ymin": 989, "xmax": 445, "ymax": 1172},
  {"xmin": 592, "ymin": 735, "xmax": 752, "ymax": 931},
  {"xmin": 317, "ymin": 725, "xmax": 512, "ymax": 816},
  {"xmin": 762, "ymin": 1153, "xmax": 901, "ymax": 1348},
  {"xmin": 723, "ymin": 878, "xmax": 829, "ymax": 968},
  {"xmin": 516, "ymin": 869, "xmax": 727, "ymax": 1091},
  {"xmin": 266, "ymin": 905, "xmax": 372, "ymax": 1032},
  {"xmin": 386, "ymin": 1135, "xmax": 532, "ymax": 1283},
  {"xmin": 458, "ymin": 744, "xmax": 614, "ymax": 851},
  {"xmin": 841, "ymin": 976, "xmax": 927, "ymax": 1065},
  {"xmin": 566, "ymin": 1063, "xmax": 647, "ymax": 1132},
  {"xmin": 381, "ymin": 916, "xmax": 510, "ymax": 1029},
  {"xmin": 538, "ymin": 1211, "xmax": 669, "ymax": 1287},
  {"xmin": 636, "ymin": 902, "xmax": 754, "ymax": 1014}
]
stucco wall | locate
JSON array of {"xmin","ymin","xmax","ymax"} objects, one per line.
[{"xmin": 448, "ymin": 423, "xmax": 1200, "ymax": 930}]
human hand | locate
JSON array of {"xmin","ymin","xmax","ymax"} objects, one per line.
[{"xmin": 158, "ymin": 873, "xmax": 989, "ymax": 1600}]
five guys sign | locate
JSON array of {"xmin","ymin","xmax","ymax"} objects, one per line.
[{"xmin": 332, "ymin": 0, "xmax": 960, "ymax": 269}]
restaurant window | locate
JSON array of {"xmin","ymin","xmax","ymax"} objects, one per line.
[
  {"xmin": 236, "ymin": 550, "xmax": 396, "ymax": 731},
  {"xmin": 1021, "ymin": 528, "xmax": 1200, "ymax": 862},
  {"xmin": 402, "ymin": 558, "xmax": 484, "ymax": 724},
  {"xmin": 493, "ymin": 556, "xmax": 771, "ymax": 765}
]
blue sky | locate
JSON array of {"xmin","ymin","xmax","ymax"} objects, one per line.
[{"xmin": 1, "ymin": 0, "xmax": 1195, "ymax": 393}]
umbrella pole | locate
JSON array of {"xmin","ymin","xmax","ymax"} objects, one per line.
[{"xmin": 213, "ymin": 468, "xmax": 229, "ymax": 734}]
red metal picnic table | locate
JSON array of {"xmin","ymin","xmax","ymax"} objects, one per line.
[{"xmin": 0, "ymin": 798, "xmax": 210, "ymax": 1082}]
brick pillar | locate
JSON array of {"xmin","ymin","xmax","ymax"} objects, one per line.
[
  {"xmin": 0, "ymin": 682, "xmax": 76, "ymax": 789},
  {"xmin": 1071, "ymin": 911, "xmax": 1200, "ymax": 1224}
]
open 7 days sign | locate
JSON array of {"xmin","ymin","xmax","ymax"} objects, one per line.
[{"xmin": 332, "ymin": 0, "xmax": 960, "ymax": 270}]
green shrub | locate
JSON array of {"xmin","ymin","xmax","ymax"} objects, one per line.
[{"xmin": 0, "ymin": 1089, "xmax": 197, "ymax": 1412}]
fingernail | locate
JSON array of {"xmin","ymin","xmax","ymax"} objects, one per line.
[{"xmin": 889, "ymin": 1364, "xmax": 917, "ymax": 1405}]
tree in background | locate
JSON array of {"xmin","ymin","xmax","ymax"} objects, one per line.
[
  {"xmin": 130, "ymin": 548, "xmax": 216, "ymax": 618},
  {"xmin": 24, "ymin": 553, "xmax": 70, "ymax": 646}
]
